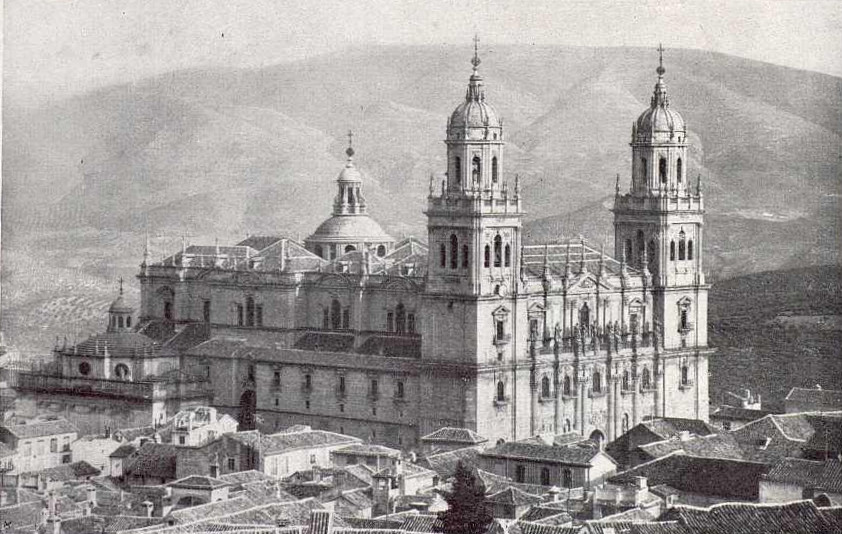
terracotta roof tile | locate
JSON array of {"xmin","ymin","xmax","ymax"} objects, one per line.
[
  {"xmin": 764, "ymin": 458, "xmax": 842, "ymax": 492},
  {"xmin": 786, "ymin": 387, "xmax": 842, "ymax": 407},
  {"xmin": 2, "ymin": 418, "xmax": 78, "ymax": 439},
  {"xmin": 481, "ymin": 441, "xmax": 602, "ymax": 467},
  {"xmin": 660, "ymin": 500, "xmax": 838, "ymax": 534},
  {"xmin": 421, "ymin": 427, "xmax": 488, "ymax": 444}
]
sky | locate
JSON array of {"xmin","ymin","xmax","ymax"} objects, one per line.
[{"xmin": 4, "ymin": 0, "xmax": 842, "ymax": 106}]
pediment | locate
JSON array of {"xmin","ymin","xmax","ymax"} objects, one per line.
[
  {"xmin": 313, "ymin": 273, "xmax": 355, "ymax": 289},
  {"xmin": 569, "ymin": 274, "xmax": 614, "ymax": 292},
  {"xmin": 492, "ymin": 305, "xmax": 511, "ymax": 317}
]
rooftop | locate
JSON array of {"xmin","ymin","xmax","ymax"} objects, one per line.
[
  {"xmin": 660, "ymin": 500, "xmax": 842, "ymax": 534},
  {"xmin": 709, "ymin": 405, "xmax": 774, "ymax": 423},
  {"xmin": 486, "ymin": 486, "xmax": 545, "ymax": 506},
  {"xmin": 332, "ymin": 443, "xmax": 401, "ymax": 458},
  {"xmin": 1, "ymin": 417, "xmax": 78, "ymax": 440},
  {"xmin": 481, "ymin": 441, "xmax": 604, "ymax": 467},
  {"xmin": 420, "ymin": 427, "xmax": 488, "ymax": 444},
  {"xmin": 168, "ymin": 475, "xmax": 231, "ymax": 490},
  {"xmin": 639, "ymin": 418, "xmax": 718, "ymax": 441},
  {"xmin": 764, "ymin": 458, "xmax": 842, "ymax": 493},
  {"xmin": 786, "ymin": 386, "xmax": 842, "ymax": 408}
]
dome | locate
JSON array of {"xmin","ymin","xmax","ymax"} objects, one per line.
[
  {"xmin": 109, "ymin": 294, "xmax": 133, "ymax": 314},
  {"xmin": 449, "ymin": 88, "xmax": 501, "ymax": 131},
  {"xmin": 634, "ymin": 55, "xmax": 685, "ymax": 141},
  {"xmin": 70, "ymin": 332, "xmax": 161, "ymax": 358},
  {"xmin": 309, "ymin": 214, "xmax": 393, "ymax": 243}
]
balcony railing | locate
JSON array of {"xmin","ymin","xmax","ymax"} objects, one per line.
[{"xmin": 16, "ymin": 372, "xmax": 211, "ymax": 402}]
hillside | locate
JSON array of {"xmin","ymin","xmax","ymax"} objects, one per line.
[
  {"xmin": 708, "ymin": 265, "xmax": 842, "ymax": 411},
  {"xmin": 2, "ymin": 44, "xmax": 841, "ymax": 355}
]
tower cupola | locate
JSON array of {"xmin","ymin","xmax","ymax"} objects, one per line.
[{"xmin": 107, "ymin": 279, "xmax": 134, "ymax": 333}]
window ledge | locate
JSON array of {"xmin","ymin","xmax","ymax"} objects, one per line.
[
  {"xmin": 494, "ymin": 397, "xmax": 510, "ymax": 407},
  {"xmin": 538, "ymin": 395, "xmax": 555, "ymax": 404},
  {"xmin": 679, "ymin": 382, "xmax": 694, "ymax": 390}
]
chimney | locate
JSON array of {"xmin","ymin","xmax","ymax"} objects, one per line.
[
  {"xmin": 634, "ymin": 476, "xmax": 648, "ymax": 491},
  {"xmin": 86, "ymin": 485, "xmax": 97, "ymax": 508},
  {"xmin": 678, "ymin": 431, "xmax": 691, "ymax": 442},
  {"xmin": 547, "ymin": 486, "xmax": 561, "ymax": 502},
  {"xmin": 394, "ymin": 457, "xmax": 403, "ymax": 476},
  {"xmin": 312, "ymin": 465, "xmax": 321, "ymax": 483},
  {"xmin": 143, "ymin": 500, "xmax": 154, "ymax": 518}
]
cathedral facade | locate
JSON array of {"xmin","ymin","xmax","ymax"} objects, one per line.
[{"xmin": 23, "ymin": 46, "xmax": 712, "ymax": 449}]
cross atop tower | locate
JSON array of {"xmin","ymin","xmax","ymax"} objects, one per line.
[
  {"xmin": 118, "ymin": 277, "xmax": 124, "ymax": 295},
  {"xmin": 656, "ymin": 43, "xmax": 666, "ymax": 76},
  {"xmin": 346, "ymin": 129, "xmax": 355, "ymax": 158},
  {"xmin": 471, "ymin": 34, "xmax": 481, "ymax": 70}
]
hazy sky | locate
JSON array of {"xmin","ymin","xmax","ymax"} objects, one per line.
[{"xmin": 5, "ymin": 0, "xmax": 842, "ymax": 106}]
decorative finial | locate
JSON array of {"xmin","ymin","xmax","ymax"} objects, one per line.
[
  {"xmin": 656, "ymin": 43, "xmax": 666, "ymax": 77},
  {"xmin": 118, "ymin": 277, "xmax": 124, "ymax": 295},
  {"xmin": 346, "ymin": 130, "xmax": 355, "ymax": 158},
  {"xmin": 472, "ymin": 34, "xmax": 481, "ymax": 71},
  {"xmin": 697, "ymin": 173, "xmax": 702, "ymax": 195},
  {"xmin": 615, "ymin": 173, "xmax": 620, "ymax": 196}
]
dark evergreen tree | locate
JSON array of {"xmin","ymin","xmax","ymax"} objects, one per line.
[{"xmin": 437, "ymin": 461, "xmax": 493, "ymax": 534}]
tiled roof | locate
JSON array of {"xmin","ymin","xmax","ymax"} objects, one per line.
[
  {"xmin": 709, "ymin": 405, "xmax": 773, "ymax": 423},
  {"xmin": 355, "ymin": 335, "xmax": 422, "ymax": 359},
  {"xmin": 236, "ymin": 236, "xmax": 285, "ymax": 252},
  {"xmin": 729, "ymin": 414, "xmax": 815, "ymax": 462},
  {"xmin": 110, "ymin": 444, "xmax": 138, "ymax": 458},
  {"xmin": 608, "ymin": 452, "xmax": 769, "ymax": 500},
  {"xmin": 594, "ymin": 507, "xmax": 657, "ymax": 523},
  {"xmin": 421, "ymin": 427, "xmax": 488, "ymax": 444},
  {"xmin": 420, "ymin": 447, "xmax": 481, "ymax": 479},
  {"xmin": 398, "ymin": 513, "xmax": 441, "ymax": 533},
  {"xmin": 60, "ymin": 514, "xmax": 164, "ymax": 534},
  {"xmin": 515, "ymin": 521, "xmax": 580, "ymax": 534},
  {"xmin": 259, "ymin": 429, "xmax": 360, "ymax": 455},
  {"xmin": 168, "ymin": 475, "xmax": 230, "ymax": 490},
  {"xmin": 661, "ymin": 500, "xmax": 839, "ymax": 534},
  {"xmin": 344, "ymin": 517, "xmax": 405, "ymax": 529},
  {"xmin": 640, "ymin": 418, "xmax": 718, "ymax": 441},
  {"xmin": 219, "ymin": 470, "xmax": 275, "ymax": 486},
  {"xmin": 638, "ymin": 432, "xmax": 744, "ymax": 462},
  {"xmin": 803, "ymin": 413, "xmax": 842, "ymax": 453},
  {"xmin": 764, "ymin": 458, "xmax": 842, "ymax": 492},
  {"xmin": 124, "ymin": 442, "xmax": 178, "ymax": 479},
  {"xmin": 481, "ymin": 441, "xmax": 602, "ymax": 467},
  {"xmin": 307, "ymin": 509, "xmax": 333, "ymax": 534},
  {"xmin": 64, "ymin": 331, "xmax": 170, "ymax": 359},
  {"xmin": 786, "ymin": 387, "xmax": 842, "ymax": 407},
  {"xmin": 519, "ymin": 506, "xmax": 571, "ymax": 523},
  {"xmin": 476, "ymin": 469, "xmax": 548, "ymax": 497},
  {"xmin": 521, "ymin": 240, "xmax": 636, "ymax": 281},
  {"xmin": 486, "ymin": 486, "xmax": 545, "ymax": 506},
  {"xmin": 25, "ymin": 460, "xmax": 100, "ymax": 480},
  {"xmin": 2, "ymin": 418, "xmax": 78, "ymax": 439},
  {"xmin": 0, "ymin": 501, "xmax": 44, "ymax": 530},
  {"xmin": 0, "ymin": 441, "xmax": 15, "ymax": 458},
  {"xmin": 585, "ymin": 521, "xmax": 689, "ymax": 534},
  {"xmin": 333, "ymin": 443, "xmax": 401, "ymax": 458}
]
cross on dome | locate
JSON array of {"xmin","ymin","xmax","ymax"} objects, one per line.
[
  {"xmin": 346, "ymin": 129, "xmax": 355, "ymax": 158},
  {"xmin": 656, "ymin": 43, "xmax": 666, "ymax": 76},
  {"xmin": 472, "ymin": 34, "xmax": 481, "ymax": 71}
]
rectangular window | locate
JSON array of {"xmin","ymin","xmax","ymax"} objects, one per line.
[
  {"xmin": 340, "ymin": 403, "xmax": 345, "ymax": 412},
  {"xmin": 306, "ymin": 400, "xmax": 311, "ymax": 410},
  {"xmin": 237, "ymin": 305, "xmax": 244, "ymax": 326},
  {"xmin": 496, "ymin": 319, "xmax": 504, "ymax": 340},
  {"xmin": 310, "ymin": 454, "xmax": 316, "ymax": 464},
  {"xmin": 256, "ymin": 305, "xmax": 263, "ymax": 327},
  {"xmin": 274, "ymin": 398, "xmax": 279, "ymax": 406},
  {"xmin": 273, "ymin": 371, "xmax": 281, "ymax": 387},
  {"xmin": 371, "ymin": 379, "xmax": 379, "ymax": 397},
  {"xmin": 342, "ymin": 308, "xmax": 350, "ymax": 329},
  {"xmin": 339, "ymin": 376, "xmax": 346, "ymax": 394},
  {"xmin": 179, "ymin": 436, "xmax": 186, "ymax": 445},
  {"xmin": 387, "ymin": 312, "xmax": 394, "ymax": 332},
  {"xmin": 50, "ymin": 438, "xmax": 57, "ymax": 453},
  {"xmin": 203, "ymin": 300, "xmax": 212, "ymax": 323},
  {"xmin": 397, "ymin": 381, "xmax": 405, "ymax": 399},
  {"xmin": 408, "ymin": 314, "xmax": 416, "ymax": 333},
  {"xmin": 323, "ymin": 309, "xmax": 330, "ymax": 329},
  {"xmin": 228, "ymin": 458, "xmax": 236, "ymax": 470},
  {"xmin": 305, "ymin": 374, "xmax": 312, "ymax": 389}
]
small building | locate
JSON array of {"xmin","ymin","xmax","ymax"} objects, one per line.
[
  {"xmin": 168, "ymin": 475, "xmax": 231, "ymax": 509},
  {"xmin": 485, "ymin": 486, "xmax": 544, "ymax": 519},
  {"xmin": 0, "ymin": 417, "xmax": 77, "ymax": 473},
  {"xmin": 709, "ymin": 405, "xmax": 774, "ymax": 431},
  {"xmin": 70, "ymin": 432, "xmax": 123, "ymax": 473},
  {"xmin": 605, "ymin": 417, "xmax": 717, "ymax": 469},
  {"xmin": 592, "ymin": 475, "xmax": 664, "ymax": 520},
  {"xmin": 170, "ymin": 406, "xmax": 238, "ymax": 447},
  {"xmin": 371, "ymin": 461, "xmax": 438, "ymax": 516},
  {"xmin": 479, "ymin": 441, "xmax": 617, "ymax": 490},
  {"xmin": 760, "ymin": 458, "xmax": 842, "ymax": 505},
  {"xmin": 331, "ymin": 443, "xmax": 401, "ymax": 470},
  {"xmin": 108, "ymin": 443, "xmax": 137, "ymax": 478},
  {"xmin": 420, "ymin": 427, "xmax": 488, "ymax": 454},
  {"xmin": 785, "ymin": 386, "xmax": 842, "ymax": 414}
]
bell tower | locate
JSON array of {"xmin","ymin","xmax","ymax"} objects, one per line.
[{"xmin": 613, "ymin": 45, "xmax": 708, "ymax": 351}]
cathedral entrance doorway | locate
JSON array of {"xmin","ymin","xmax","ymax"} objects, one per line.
[
  {"xmin": 589, "ymin": 429, "xmax": 605, "ymax": 450},
  {"xmin": 238, "ymin": 390, "xmax": 257, "ymax": 431}
]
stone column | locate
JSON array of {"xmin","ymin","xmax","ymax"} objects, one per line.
[
  {"xmin": 579, "ymin": 368, "xmax": 587, "ymax": 436},
  {"xmin": 656, "ymin": 361, "xmax": 666, "ymax": 418},
  {"xmin": 613, "ymin": 374, "xmax": 621, "ymax": 437},
  {"xmin": 632, "ymin": 372, "xmax": 640, "ymax": 427},
  {"xmin": 529, "ymin": 339, "xmax": 539, "ymax": 436},
  {"xmin": 606, "ymin": 369, "xmax": 614, "ymax": 441},
  {"xmin": 553, "ymin": 343, "xmax": 561, "ymax": 434}
]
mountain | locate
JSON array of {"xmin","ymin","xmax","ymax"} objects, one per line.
[{"xmin": 2, "ymin": 44, "xmax": 841, "ymax": 355}]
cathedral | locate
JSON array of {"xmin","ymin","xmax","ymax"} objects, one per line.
[{"xmin": 17, "ymin": 45, "xmax": 712, "ymax": 449}]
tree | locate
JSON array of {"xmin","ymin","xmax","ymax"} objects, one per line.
[{"xmin": 438, "ymin": 461, "xmax": 493, "ymax": 534}]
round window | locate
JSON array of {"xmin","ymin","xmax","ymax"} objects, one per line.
[{"xmin": 78, "ymin": 362, "xmax": 91, "ymax": 376}]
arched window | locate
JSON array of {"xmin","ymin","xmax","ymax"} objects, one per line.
[
  {"xmin": 472, "ymin": 156, "xmax": 481, "ymax": 182},
  {"xmin": 515, "ymin": 465, "xmax": 526, "ymax": 483},
  {"xmin": 450, "ymin": 234, "xmax": 459, "ymax": 269},
  {"xmin": 579, "ymin": 303, "xmax": 590, "ymax": 328},
  {"xmin": 622, "ymin": 370, "xmax": 629, "ymax": 390},
  {"xmin": 118, "ymin": 316, "xmax": 124, "ymax": 328},
  {"xmin": 679, "ymin": 238, "xmax": 686, "ymax": 260},
  {"xmin": 541, "ymin": 376, "xmax": 551, "ymax": 398},
  {"xmin": 322, "ymin": 308, "xmax": 330, "ymax": 329},
  {"xmin": 504, "ymin": 244, "xmax": 511, "ymax": 267},
  {"xmin": 246, "ymin": 296, "xmax": 255, "ymax": 327},
  {"xmin": 344, "ymin": 244, "xmax": 356, "ymax": 253},
  {"xmin": 677, "ymin": 158, "xmax": 683, "ymax": 183},
  {"xmin": 497, "ymin": 381, "xmax": 505, "ymax": 401},
  {"xmin": 688, "ymin": 240, "xmax": 694, "ymax": 260},
  {"xmin": 377, "ymin": 245, "xmax": 386, "ymax": 257},
  {"xmin": 540, "ymin": 467, "xmax": 551, "ymax": 486},
  {"xmin": 79, "ymin": 362, "xmax": 91, "ymax": 376},
  {"xmin": 562, "ymin": 468, "xmax": 573, "ymax": 488},
  {"xmin": 462, "ymin": 245, "xmax": 469, "ymax": 268},
  {"xmin": 395, "ymin": 303, "xmax": 406, "ymax": 334},
  {"xmin": 126, "ymin": 316, "xmax": 132, "ymax": 328},
  {"xmin": 681, "ymin": 365, "xmax": 689, "ymax": 386},
  {"xmin": 484, "ymin": 245, "xmax": 491, "ymax": 268},
  {"xmin": 454, "ymin": 156, "xmax": 462, "ymax": 187},
  {"xmin": 642, "ymin": 368, "xmax": 651, "ymax": 390},
  {"xmin": 641, "ymin": 157, "xmax": 648, "ymax": 181},
  {"xmin": 636, "ymin": 230, "xmax": 645, "ymax": 264},
  {"xmin": 331, "ymin": 299, "xmax": 342, "ymax": 330},
  {"xmin": 563, "ymin": 375, "xmax": 571, "ymax": 396},
  {"xmin": 440, "ymin": 244, "xmax": 446, "ymax": 268},
  {"xmin": 625, "ymin": 239, "xmax": 633, "ymax": 262},
  {"xmin": 491, "ymin": 157, "xmax": 499, "ymax": 183},
  {"xmin": 164, "ymin": 301, "xmax": 173, "ymax": 321},
  {"xmin": 622, "ymin": 413, "xmax": 630, "ymax": 434},
  {"xmin": 563, "ymin": 419, "xmax": 571, "ymax": 433},
  {"xmin": 407, "ymin": 313, "xmax": 416, "ymax": 333},
  {"xmin": 592, "ymin": 371, "xmax": 602, "ymax": 394},
  {"xmin": 680, "ymin": 308, "xmax": 689, "ymax": 331},
  {"xmin": 114, "ymin": 364, "xmax": 130, "ymax": 381},
  {"xmin": 494, "ymin": 236, "xmax": 502, "ymax": 267},
  {"xmin": 648, "ymin": 240, "xmax": 656, "ymax": 269},
  {"xmin": 659, "ymin": 157, "xmax": 667, "ymax": 183},
  {"xmin": 670, "ymin": 241, "xmax": 676, "ymax": 261}
]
